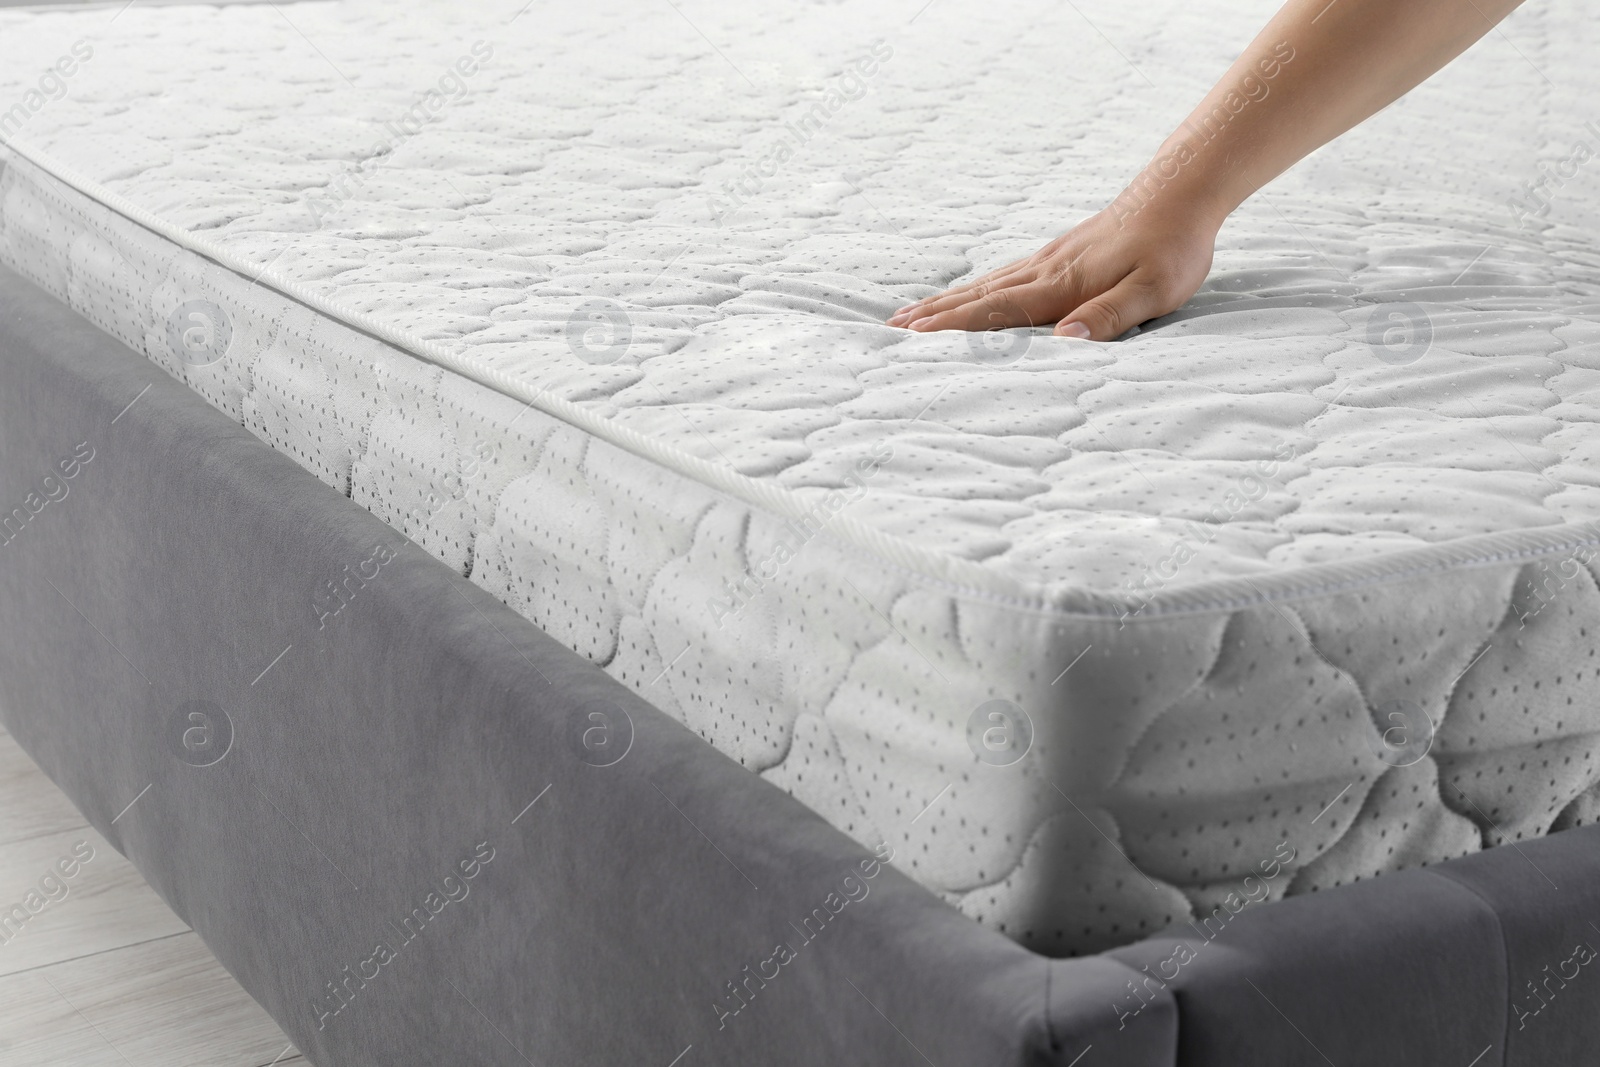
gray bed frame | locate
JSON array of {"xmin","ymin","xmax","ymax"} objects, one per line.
[{"xmin": 2, "ymin": 261, "xmax": 1595, "ymax": 1065}]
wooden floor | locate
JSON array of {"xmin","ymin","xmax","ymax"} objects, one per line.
[{"xmin": 0, "ymin": 726, "xmax": 302, "ymax": 1067}]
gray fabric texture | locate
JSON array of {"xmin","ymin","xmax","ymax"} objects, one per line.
[
  {"xmin": 1427, "ymin": 830, "xmax": 1600, "ymax": 1065},
  {"xmin": 1108, "ymin": 867, "xmax": 1509, "ymax": 1065}
]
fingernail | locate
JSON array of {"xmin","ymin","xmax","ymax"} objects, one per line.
[
  {"xmin": 894, "ymin": 304, "xmax": 919, "ymax": 315},
  {"xmin": 907, "ymin": 317, "xmax": 933, "ymax": 330},
  {"xmin": 1057, "ymin": 321, "xmax": 1091, "ymax": 339},
  {"xmin": 887, "ymin": 312, "xmax": 910, "ymax": 326}
]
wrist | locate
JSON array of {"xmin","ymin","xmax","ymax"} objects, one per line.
[
  {"xmin": 1106, "ymin": 172, "xmax": 1231, "ymax": 238},
  {"xmin": 1109, "ymin": 137, "xmax": 1242, "ymax": 233}
]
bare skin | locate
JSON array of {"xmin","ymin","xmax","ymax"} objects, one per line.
[{"xmin": 887, "ymin": 0, "xmax": 1527, "ymax": 340}]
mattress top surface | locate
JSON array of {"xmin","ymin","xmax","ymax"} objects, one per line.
[{"xmin": 1, "ymin": 0, "xmax": 1596, "ymax": 607}]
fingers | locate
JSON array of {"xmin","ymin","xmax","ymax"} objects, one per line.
[
  {"xmin": 889, "ymin": 268, "xmax": 1037, "ymax": 327},
  {"xmin": 887, "ymin": 253, "xmax": 1042, "ymax": 326},
  {"xmin": 895, "ymin": 266, "xmax": 1168, "ymax": 340},
  {"xmin": 887, "ymin": 225, "xmax": 1176, "ymax": 342},
  {"xmin": 896, "ymin": 277, "xmax": 1064, "ymax": 333},
  {"xmin": 1053, "ymin": 270, "xmax": 1166, "ymax": 341},
  {"xmin": 889, "ymin": 270, "xmax": 1029, "ymax": 326},
  {"xmin": 954, "ymin": 255, "xmax": 1037, "ymax": 295}
]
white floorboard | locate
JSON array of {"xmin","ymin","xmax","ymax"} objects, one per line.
[
  {"xmin": 0, "ymin": 727, "xmax": 302, "ymax": 1066},
  {"xmin": 0, "ymin": 731, "xmax": 87, "ymax": 848}
]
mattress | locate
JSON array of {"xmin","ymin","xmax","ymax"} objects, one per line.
[
  {"xmin": 0, "ymin": 0, "xmax": 1597, "ymax": 957},
  {"xmin": 20, "ymin": 253, "xmax": 1600, "ymax": 1067}
]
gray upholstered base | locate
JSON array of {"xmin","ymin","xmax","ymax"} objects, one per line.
[{"xmin": 1, "ymin": 259, "xmax": 1596, "ymax": 1065}]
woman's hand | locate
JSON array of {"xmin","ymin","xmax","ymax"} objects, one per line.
[
  {"xmin": 886, "ymin": 200, "xmax": 1220, "ymax": 340},
  {"xmin": 888, "ymin": 0, "xmax": 1528, "ymax": 341}
]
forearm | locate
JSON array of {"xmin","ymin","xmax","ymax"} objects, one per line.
[{"xmin": 1118, "ymin": 0, "xmax": 1527, "ymax": 227}]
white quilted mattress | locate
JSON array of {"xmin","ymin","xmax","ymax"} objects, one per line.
[{"xmin": 2, "ymin": 0, "xmax": 1599, "ymax": 956}]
